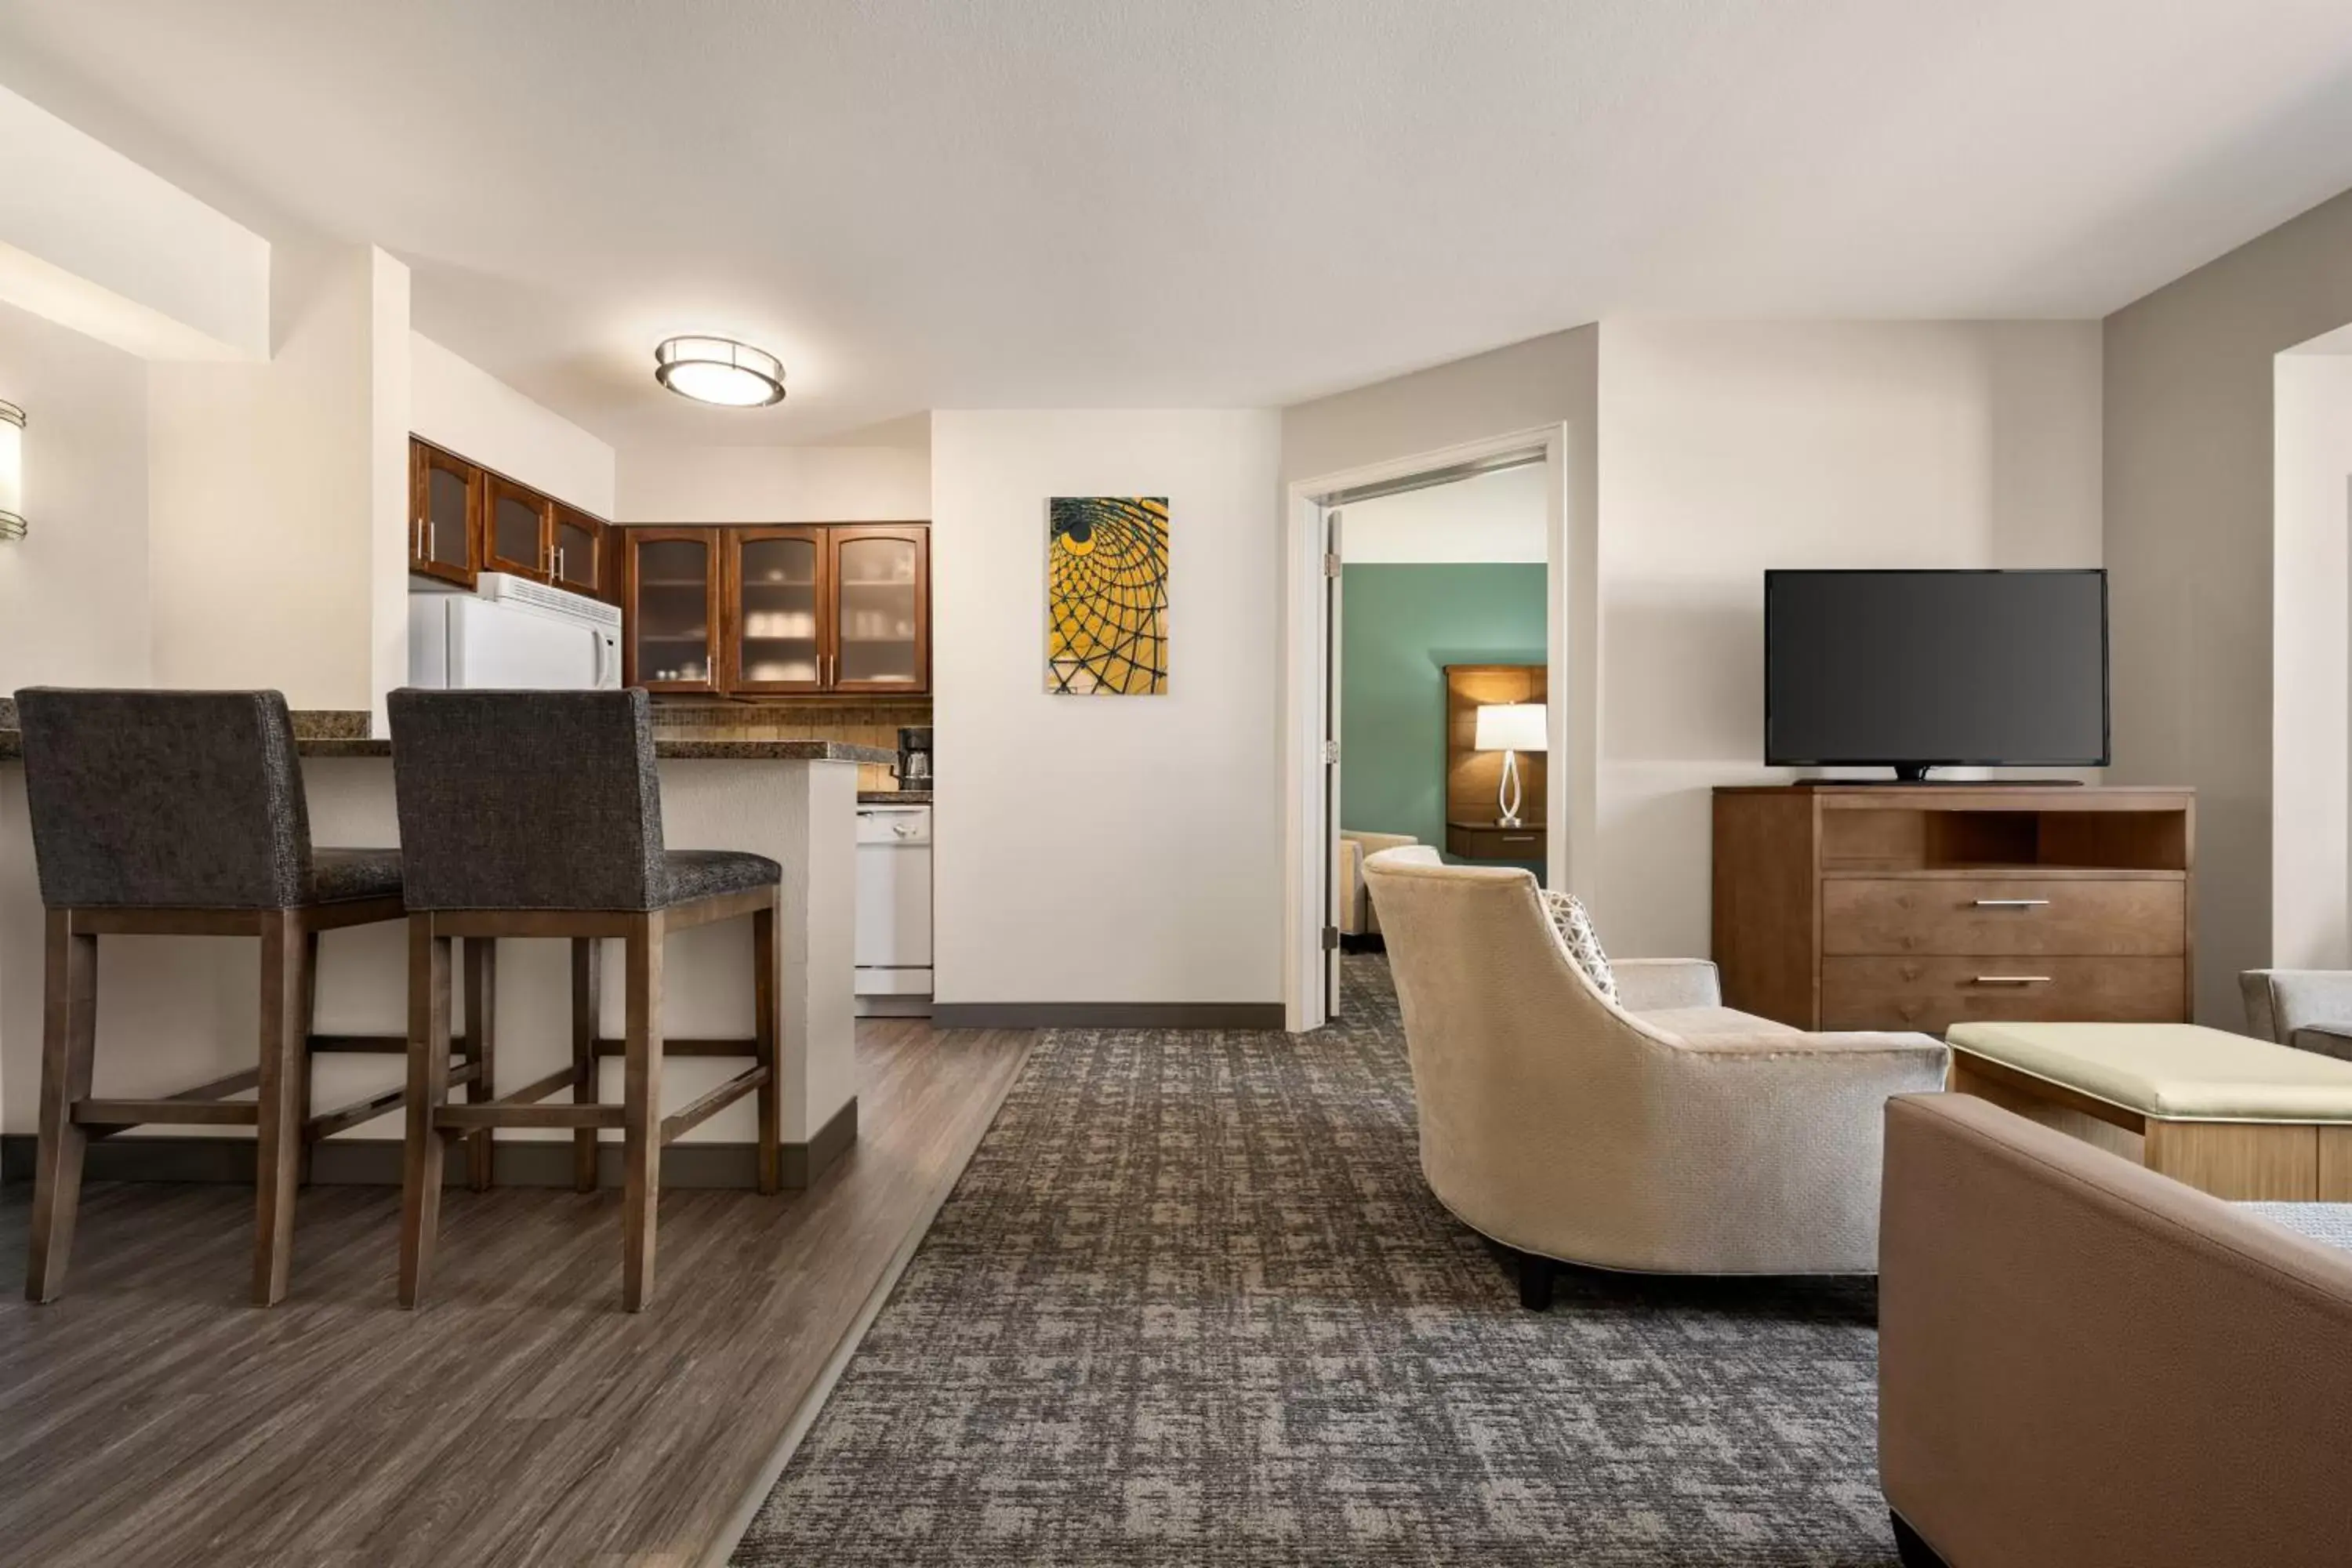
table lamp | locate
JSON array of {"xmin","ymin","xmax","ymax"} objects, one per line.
[{"xmin": 1474, "ymin": 702, "xmax": 1547, "ymax": 828}]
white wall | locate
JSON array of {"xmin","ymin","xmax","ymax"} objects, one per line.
[
  {"xmin": 0, "ymin": 296, "xmax": 152, "ymax": 690},
  {"xmin": 0, "ymin": 82, "xmax": 268, "ymax": 361},
  {"xmin": 615, "ymin": 442, "xmax": 929, "ymax": 523},
  {"xmin": 1595, "ymin": 319, "xmax": 2105, "ymax": 957},
  {"xmin": 147, "ymin": 244, "xmax": 410, "ymax": 720},
  {"xmin": 2106, "ymin": 185, "xmax": 2352, "ymax": 1025},
  {"xmin": 411, "ymin": 332, "xmax": 615, "ymax": 517},
  {"xmin": 1336, "ymin": 461, "xmax": 1548, "ymax": 563},
  {"xmin": 2271, "ymin": 338, "xmax": 2352, "ymax": 969},
  {"xmin": 930, "ymin": 409, "xmax": 1283, "ymax": 1007}
]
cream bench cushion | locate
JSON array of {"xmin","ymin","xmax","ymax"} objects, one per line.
[{"xmin": 1947, "ymin": 1021, "xmax": 2352, "ymax": 1121}]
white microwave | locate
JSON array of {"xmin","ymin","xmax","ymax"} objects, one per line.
[{"xmin": 408, "ymin": 574, "xmax": 622, "ymax": 690}]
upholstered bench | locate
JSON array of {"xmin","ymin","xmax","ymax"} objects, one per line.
[{"xmin": 1946, "ymin": 1021, "xmax": 2352, "ymax": 1201}]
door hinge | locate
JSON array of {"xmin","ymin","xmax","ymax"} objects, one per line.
[
  {"xmin": 1320, "ymin": 925, "xmax": 1341, "ymax": 952},
  {"xmin": 1320, "ymin": 739, "xmax": 1340, "ymax": 764},
  {"xmin": 1323, "ymin": 552, "xmax": 1342, "ymax": 579}
]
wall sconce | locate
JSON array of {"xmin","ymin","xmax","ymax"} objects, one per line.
[{"xmin": 0, "ymin": 401, "xmax": 24, "ymax": 542}]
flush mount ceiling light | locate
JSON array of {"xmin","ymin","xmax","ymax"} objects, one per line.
[
  {"xmin": 653, "ymin": 336, "xmax": 786, "ymax": 408},
  {"xmin": 0, "ymin": 401, "xmax": 24, "ymax": 542}
]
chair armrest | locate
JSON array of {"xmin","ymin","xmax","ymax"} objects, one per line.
[
  {"xmin": 2241, "ymin": 969, "xmax": 2352, "ymax": 1045},
  {"xmin": 1610, "ymin": 957, "xmax": 1722, "ymax": 1011}
]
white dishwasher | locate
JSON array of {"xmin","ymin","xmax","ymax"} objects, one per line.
[{"xmin": 855, "ymin": 803, "xmax": 933, "ymax": 1015}]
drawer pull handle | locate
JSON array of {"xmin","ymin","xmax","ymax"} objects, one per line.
[
  {"xmin": 1973, "ymin": 898, "xmax": 2052, "ymax": 909},
  {"xmin": 1973, "ymin": 975, "xmax": 2052, "ymax": 985}
]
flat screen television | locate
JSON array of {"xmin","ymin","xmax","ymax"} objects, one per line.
[{"xmin": 1764, "ymin": 569, "xmax": 2108, "ymax": 782}]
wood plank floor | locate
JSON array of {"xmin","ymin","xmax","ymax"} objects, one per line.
[{"xmin": 0, "ymin": 1018, "xmax": 1033, "ymax": 1568}]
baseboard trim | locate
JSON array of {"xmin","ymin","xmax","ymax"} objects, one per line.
[
  {"xmin": 0, "ymin": 1096, "xmax": 858, "ymax": 1192},
  {"xmin": 930, "ymin": 1001, "xmax": 1287, "ymax": 1030}
]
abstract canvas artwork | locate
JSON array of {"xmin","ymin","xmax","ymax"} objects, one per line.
[{"xmin": 1047, "ymin": 496, "xmax": 1169, "ymax": 695}]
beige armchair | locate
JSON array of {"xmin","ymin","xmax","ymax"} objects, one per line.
[
  {"xmin": 1336, "ymin": 830, "xmax": 1417, "ymax": 938},
  {"xmin": 2240, "ymin": 968, "xmax": 2352, "ymax": 1061},
  {"xmin": 1362, "ymin": 847, "xmax": 1947, "ymax": 1305}
]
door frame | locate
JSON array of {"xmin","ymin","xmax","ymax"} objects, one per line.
[{"xmin": 1280, "ymin": 423, "xmax": 1591, "ymax": 1032}]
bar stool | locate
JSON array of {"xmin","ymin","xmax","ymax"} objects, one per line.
[
  {"xmin": 386, "ymin": 687, "xmax": 783, "ymax": 1312},
  {"xmin": 15, "ymin": 689, "xmax": 408, "ymax": 1306}
]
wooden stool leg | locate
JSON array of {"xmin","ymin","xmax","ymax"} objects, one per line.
[
  {"xmin": 295, "ymin": 927, "xmax": 321, "ymax": 1188},
  {"xmin": 25, "ymin": 912, "xmax": 97, "ymax": 1304},
  {"xmin": 572, "ymin": 936, "xmax": 603, "ymax": 1193},
  {"xmin": 461, "ymin": 938, "xmax": 499, "ymax": 1192},
  {"xmin": 621, "ymin": 913, "xmax": 665, "ymax": 1312},
  {"xmin": 753, "ymin": 901, "xmax": 781, "ymax": 1197},
  {"xmin": 252, "ymin": 911, "xmax": 308, "ymax": 1306},
  {"xmin": 398, "ymin": 915, "xmax": 453, "ymax": 1309}
]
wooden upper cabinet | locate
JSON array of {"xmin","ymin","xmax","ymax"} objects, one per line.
[
  {"xmin": 828, "ymin": 526, "xmax": 930, "ymax": 693},
  {"xmin": 552, "ymin": 504, "xmax": 604, "ymax": 596},
  {"xmin": 407, "ymin": 437, "xmax": 615, "ymax": 601},
  {"xmin": 410, "ymin": 441, "xmax": 481, "ymax": 586},
  {"xmin": 623, "ymin": 528, "xmax": 722, "ymax": 691},
  {"xmin": 623, "ymin": 521, "xmax": 930, "ymax": 697},
  {"xmin": 724, "ymin": 528, "xmax": 829, "ymax": 695},
  {"xmin": 483, "ymin": 474, "xmax": 553, "ymax": 579}
]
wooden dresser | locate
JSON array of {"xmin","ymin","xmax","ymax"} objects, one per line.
[{"xmin": 1711, "ymin": 785, "xmax": 2194, "ymax": 1033}]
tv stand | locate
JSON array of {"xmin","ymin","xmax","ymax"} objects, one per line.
[{"xmin": 1712, "ymin": 783, "xmax": 2194, "ymax": 1033}]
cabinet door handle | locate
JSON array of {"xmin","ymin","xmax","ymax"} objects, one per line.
[
  {"xmin": 1973, "ymin": 898, "xmax": 2051, "ymax": 909},
  {"xmin": 1972, "ymin": 975, "xmax": 2053, "ymax": 985},
  {"xmin": 554, "ymin": 546, "xmax": 566, "ymax": 581}
]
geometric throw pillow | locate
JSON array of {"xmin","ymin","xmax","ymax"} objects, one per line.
[{"xmin": 1541, "ymin": 889, "xmax": 1618, "ymax": 1005}]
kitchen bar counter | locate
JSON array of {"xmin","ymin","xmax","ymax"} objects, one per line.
[
  {"xmin": 0, "ymin": 702, "xmax": 877, "ymax": 1189},
  {"xmin": 0, "ymin": 713, "xmax": 892, "ymax": 767},
  {"xmin": 858, "ymin": 789, "xmax": 933, "ymax": 804}
]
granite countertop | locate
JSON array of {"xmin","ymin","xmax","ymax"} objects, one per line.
[
  {"xmin": 0, "ymin": 705, "xmax": 893, "ymax": 767},
  {"xmin": 858, "ymin": 789, "xmax": 933, "ymax": 804}
]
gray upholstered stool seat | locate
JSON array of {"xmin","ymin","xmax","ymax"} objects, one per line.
[
  {"xmin": 309, "ymin": 848, "xmax": 407, "ymax": 904},
  {"xmin": 662, "ymin": 850, "xmax": 784, "ymax": 906},
  {"xmin": 14, "ymin": 688, "xmax": 410, "ymax": 1308},
  {"xmin": 387, "ymin": 687, "xmax": 785, "ymax": 1313}
]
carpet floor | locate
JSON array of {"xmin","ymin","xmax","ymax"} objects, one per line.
[{"xmin": 734, "ymin": 957, "xmax": 1899, "ymax": 1566}]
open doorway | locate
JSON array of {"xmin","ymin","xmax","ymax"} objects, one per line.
[{"xmin": 1283, "ymin": 426, "xmax": 1583, "ymax": 1031}]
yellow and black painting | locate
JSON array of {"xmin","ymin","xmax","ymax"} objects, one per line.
[{"xmin": 1047, "ymin": 496, "xmax": 1169, "ymax": 695}]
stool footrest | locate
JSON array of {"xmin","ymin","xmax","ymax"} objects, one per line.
[
  {"xmin": 660, "ymin": 1065, "xmax": 770, "ymax": 1145},
  {"xmin": 591, "ymin": 1036, "xmax": 757, "ymax": 1058},
  {"xmin": 437, "ymin": 1102, "xmax": 626, "ymax": 1131},
  {"xmin": 495, "ymin": 1066, "xmax": 579, "ymax": 1108},
  {"xmin": 307, "ymin": 1086, "xmax": 406, "ymax": 1142},
  {"xmin": 73, "ymin": 1097, "xmax": 260, "ymax": 1129}
]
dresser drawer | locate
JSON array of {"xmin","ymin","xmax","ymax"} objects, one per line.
[
  {"xmin": 1820, "ymin": 956, "xmax": 2187, "ymax": 1035},
  {"xmin": 1821, "ymin": 878, "xmax": 2186, "ymax": 957}
]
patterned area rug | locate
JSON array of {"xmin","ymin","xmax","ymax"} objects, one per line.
[{"xmin": 735, "ymin": 957, "xmax": 1898, "ymax": 1566}]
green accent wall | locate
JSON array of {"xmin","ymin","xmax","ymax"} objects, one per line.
[{"xmin": 1340, "ymin": 564, "xmax": 1547, "ymax": 867}]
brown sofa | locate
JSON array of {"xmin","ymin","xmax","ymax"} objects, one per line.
[{"xmin": 1878, "ymin": 1092, "xmax": 2352, "ymax": 1567}]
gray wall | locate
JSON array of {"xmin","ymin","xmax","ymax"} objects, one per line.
[{"xmin": 2105, "ymin": 187, "xmax": 2352, "ymax": 1024}]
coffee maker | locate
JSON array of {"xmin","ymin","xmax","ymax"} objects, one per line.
[{"xmin": 895, "ymin": 725, "xmax": 933, "ymax": 791}]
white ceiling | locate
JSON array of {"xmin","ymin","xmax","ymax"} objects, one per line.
[{"xmin": 5, "ymin": 1, "xmax": 2352, "ymax": 448}]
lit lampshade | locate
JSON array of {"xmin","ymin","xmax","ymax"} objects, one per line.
[
  {"xmin": 1474, "ymin": 702, "xmax": 1547, "ymax": 753},
  {"xmin": 0, "ymin": 401, "xmax": 23, "ymax": 541},
  {"xmin": 653, "ymin": 336, "xmax": 786, "ymax": 407}
]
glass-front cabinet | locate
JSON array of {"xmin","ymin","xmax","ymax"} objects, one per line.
[
  {"xmin": 406, "ymin": 437, "xmax": 612, "ymax": 599},
  {"xmin": 410, "ymin": 441, "xmax": 481, "ymax": 586},
  {"xmin": 829, "ymin": 526, "xmax": 929, "ymax": 692},
  {"xmin": 725, "ymin": 527, "xmax": 828, "ymax": 693},
  {"xmin": 483, "ymin": 474, "xmax": 552, "ymax": 579},
  {"xmin": 553, "ymin": 505, "xmax": 604, "ymax": 596},
  {"xmin": 621, "ymin": 524, "xmax": 931, "ymax": 697},
  {"xmin": 624, "ymin": 528, "xmax": 722, "ymax": 691}
]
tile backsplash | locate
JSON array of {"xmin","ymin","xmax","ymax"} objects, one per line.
[{"xmin": 652, "ymin": 700, "xmax": 930, "ymax": 793}]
